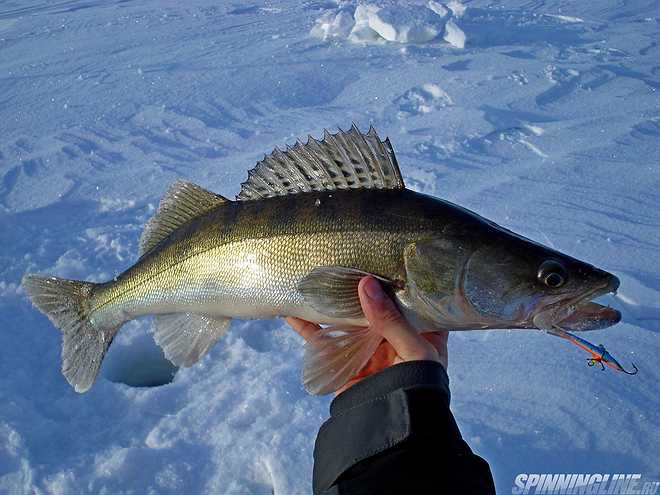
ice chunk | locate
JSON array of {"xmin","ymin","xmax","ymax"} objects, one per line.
[
  {"xmin": 443, "ymin": 19, "xmax": 466, "ymax": 48},
  {"xmin": 348, "ymin": 23, "xmax": 383, "ymax": 43},
  {"xmin": 446, "ymin": 1, "xmax": 466, "ymax": 18},
  {"xmin": 366, "ymin": 5, "xmax": 446, "ymax": 43},
  {"xmin": 312, "ymin": 2, "xmax": 465, "ymax": 46},
  {"xmin": 348, "ymin": 4, "xmax": 383, "ymax": 43},
  {"xmin": 427, "ymin": 1, "xmax": 449, "ymax": 18},
  {"xmin": 310, "ymin": 11, "xmax": 355, "ymax": 40},
  {"xmin": 354, "ymin": 3, "xmax": 380, "ymax": 24}
]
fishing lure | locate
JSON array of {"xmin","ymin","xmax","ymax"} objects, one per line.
[{"xmin": 551, "ymin": 326, "xmax": 638, "ymax": 375}]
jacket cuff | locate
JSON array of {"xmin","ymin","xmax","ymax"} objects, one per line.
[{"xmin": 313, "ymin": 360, "xmax": 451, "ymax": 494}]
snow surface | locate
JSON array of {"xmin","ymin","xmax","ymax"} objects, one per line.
[{"xmin": 2, "ymin": 0, "xmax": 660, "ymax": 493}]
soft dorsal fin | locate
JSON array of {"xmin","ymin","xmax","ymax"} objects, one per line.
[
  {"xmin": 237, "ymin": 124, "xmax": 405, "ymax": 201},
  {"xmin": 139, "ymin": 181, "xmax": 229, "ymax": 257}
]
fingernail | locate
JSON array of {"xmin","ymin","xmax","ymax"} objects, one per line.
[{"xmin": 363, "ymin": 277, "xmax": 385, "ymax": 302}]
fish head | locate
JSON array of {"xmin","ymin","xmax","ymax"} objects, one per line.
[
  {"xmin": 460, "ymin": 234, "xmax": 621, "ymax": 331},
  {"xmin": 404, "ymin": 231, "xmax": 620, "ymax": 332}
]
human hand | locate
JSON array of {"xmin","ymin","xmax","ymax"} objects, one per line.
[{"xmin": 286, "ymin": 276, "xmax": 448, "ymax": 395}]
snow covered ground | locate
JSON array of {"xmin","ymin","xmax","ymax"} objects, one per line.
[{"xmin": 1, "ymin": 0, "xmax": 659, "ymax": 493}]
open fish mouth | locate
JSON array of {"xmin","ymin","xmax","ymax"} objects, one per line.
[
  {"xmin": 556, "ymin": 300, "xmax": 621, "ymax": 331},
  {"xmin": 533, "ymin": 278, "xmax": 621, "ymax": 332}
]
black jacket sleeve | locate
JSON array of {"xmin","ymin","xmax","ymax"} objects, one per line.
[{"xmin": 312, "ymin": 360, "xmax": 495, "ymax": 495}]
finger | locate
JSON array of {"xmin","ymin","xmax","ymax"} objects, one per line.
[
  {"xmin": 352, "ymin": 341, "xmax": 398, "ymax": 380},
  {"xmin": 358, "ymin": 277, "xmax": 439, "ymax": 362},
  {"xmin": 336, "ymin": 342, "xmax": 397, "ymax": 395},
  {"xmin": 423, "ymin": 331, "xmax": 449, "ymax": 370},
  {"xmin": 423, "ymin": 331, "xmax": 448, "ymax": 350},
  {"xmin": 285, "ymin": 317, "xmax": 321, "ymax": 344}
]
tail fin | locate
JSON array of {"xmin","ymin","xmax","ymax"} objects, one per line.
[{"xmin": 22, "ymin": 274, "xmax": 119, "ymax": 393}]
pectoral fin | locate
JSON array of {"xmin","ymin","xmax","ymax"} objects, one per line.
[
  {"xmin": 153, "ymin": 313, "xmax": 231, "ymax": 367},
  {"xmin": 298, "ymin": 266, "xmax": 393, "ymax": 319},
  {"xmin": 303, "ymin": 324, "xmax": 383, "ymax": 395}
]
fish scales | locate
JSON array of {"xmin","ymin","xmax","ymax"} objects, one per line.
[{"xmin": 91, "ymin": 189, "xmax": 440, "ymax": 325}]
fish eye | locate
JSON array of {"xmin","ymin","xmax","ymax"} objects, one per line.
[{"xmin": 537, "ymin": 260, "xmax": 568, "ymax": 288}]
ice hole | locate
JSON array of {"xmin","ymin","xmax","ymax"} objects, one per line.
[{"xmin": 104, "ymin": 332, "xmax": 177, "ymax": 388}]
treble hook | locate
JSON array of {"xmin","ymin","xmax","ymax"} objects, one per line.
[
  {"xmin": 587, "ymin": 358, "xmax": 605, "ymax": 371},
  {"xmin": 550, "ymin": 325, "xmax": 639, "ymax": 376}
]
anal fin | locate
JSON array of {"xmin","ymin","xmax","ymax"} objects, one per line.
[
  {"xmin": 154, "ymin": 313, "xmax": 231, "ymax": 367},
  {"xmin": 303, "ymin": 324, "xmax": 383, "ymax": 395}
]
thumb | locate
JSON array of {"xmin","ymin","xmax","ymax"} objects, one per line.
[{"xmin": 358, "ymin": 277, "xmax": 439, "ymax": 362}]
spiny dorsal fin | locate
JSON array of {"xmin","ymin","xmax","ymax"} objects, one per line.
[
  {"xmin": 139, "ymin": 181, "xmax": 229, "ymax": 257},
  {"xmin": 237, "ymin": 124, "xmax": 405, "ymax": 201}
]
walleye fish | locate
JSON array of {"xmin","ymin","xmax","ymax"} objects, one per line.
[{"xmin": 23, "ymin": 125, "xmax": 630, "ymax": 395}]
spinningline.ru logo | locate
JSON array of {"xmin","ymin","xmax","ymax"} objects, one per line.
[{"xmin": 512, "ymin": 473, "xmax": 659, "ymax": 494}]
